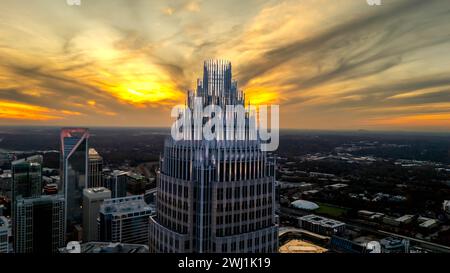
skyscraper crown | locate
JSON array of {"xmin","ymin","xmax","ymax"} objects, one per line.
[{"xmin": 189, "ymin": 59, "xmax": 244, "ymax": 108}]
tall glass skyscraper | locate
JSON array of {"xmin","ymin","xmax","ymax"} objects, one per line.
[
  {"xmin": 12, "ymin": 155, "xmax": 43, "ymax": 201},
  {"xmin": 60, "ymin": 128, "xmax": 89, "ymax": 232},
  {"xmin": 149, "ymin": 60, "xmax": 278, "ymax": 253},
  {"xmin": 11, "ymin": 155, "xmax": 43, "ymax": 251}
]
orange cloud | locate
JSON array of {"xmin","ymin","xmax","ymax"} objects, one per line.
[
  {"xmin": 0, "ymin": 100, "xmax": 81, "ymax": 121},
  {"xmin": 367, "ymin": 113, "xmax": 450, "ymax": 127}
]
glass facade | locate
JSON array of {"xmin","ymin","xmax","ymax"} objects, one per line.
[
  {"xmin": 14, "ymin": 195, "xmax": 65, "ymax": 253},
  {"xmin": 61, "ymin": 128, "xmax": 89, "ymax": 231}
]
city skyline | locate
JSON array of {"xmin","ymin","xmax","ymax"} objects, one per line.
[{"xmin": 1, "ymin": 0, "xmax": 450, "ymax": 131}]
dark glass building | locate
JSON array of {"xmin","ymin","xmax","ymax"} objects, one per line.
[
  {"xmin": 60, "ymin": 128, "xmax": 89, "ymax": 232},
  {"xmin": 14, "ymin": 195, "xmax": 65, "ymax": 253}
]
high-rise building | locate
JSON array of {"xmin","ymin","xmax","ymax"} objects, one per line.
[
  {"xmin": 99, "ymin": 195, "xmax": 154, "ymax": 245},
  {"xmin": 14, "ymin": 194, "xmax": 65, "ymax": 253},
  {"xmin": 11, "ymin": 155, "xmax": 43, "ymax": 252},
  {"xmin": 149, "ymin": 60, "xmax": 278, "ymax": 253},
  {"xmin": 60, "ymin": 128, "xmax": 89, "ymax": 232},
  {"xmin": 105, "ymin": 170, "xmax": 128, "ymax": 198},
  {"xmin": 0, "ymin": 216, "xmax": 9, "ymax": 253},
  {"xmin": 88, "ymin": 148, "xmax": 103, "ymax": 188},
  {"xmin": 12, "ymin": 155, "xmax": 43, "ymax": 201},
  {"xmin": 83, "ymin": 187, "xmax": 111, "ymax": 242}
]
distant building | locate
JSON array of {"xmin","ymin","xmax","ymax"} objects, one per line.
[
  {"xmin": 59, "ymin": 241, "xmax": 149, "ymax": 253},
  {"xmin": 12, "ymin": 155, "xmax": 43, "ymax": 201},
  {"xmin": 83, "ymin": 187, "xmax": 111, "ymax": 242},
  {"xmin": 88, "ymin": 148, "xmax": 103, "ymax": 188},
  {"xmin": 105, "ymin": 170, "xmax": 128, "ymax": 198},
  {"xmin": 394, "ymin": 215, "xmax": 415, "ymax": 225},
  {"xmin": 14, "ymin": 194, "xmax": 65, "ymax": 253},
  {"xmin": 60, "ymin": 128, "xmax": 89, "ymax": 232},
  {"xmin": 290, "ymin": 200, "xmax": 319, "ymax": 211},
  {"xmin": 126, "ymin": 172, "xmax": 146, "ymax": 195},
  {"xmin": 329, "ymin": 236, "xmax": 367, "ymax": 253},
  {"xmin": 418, "ymin": 217, "xmax": 439, "ymax": 229},
  {"xmin": 297, "ymin": 215, "xmax": 345, "ymax": 236},
  {"xmin": 380, "ymin": 237, "xmax": 410, "ymax": 253},
  {"xmin": 0, "ymin": 216, "xmax": 9, "ymax": 253},
  {"xmin": 99, "ymin": 195, "xmax": 154, "ymax": 245}
]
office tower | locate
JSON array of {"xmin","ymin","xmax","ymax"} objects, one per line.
[
  {"xmin": 88, "ymin": 148, "xmax": 103, "ymax": 188},
  {"xmin": 105, "ymin": 170, "xmax": 128, "ymax": 198},
  {"xmin": 83, "ymin": 187, "xmax": 111, "ymax": 242},
  {"xmin": 14, "ymin": 194, "xmax": 65, "ymax": 253},
  {"xmin": 99, "ymin": 195, "xmax": 154, "ymax": 245},
  {"xmin": 11, "ymin": 155, "xmax": 43, "ymax": 252},
  {"xmin": 12, "ymin": 155, "xmax": 43, "ymax": 201},
  {"xmin": 0, "ymin": 216, "xmax": 9, "ymax": 253},
  {"xmin": 149, "ymin": 60, "xmax": 278, "ymax": 253},
  {"xmin": 60, "ymin": 128, "xmax": 89, "ymax": 231}
]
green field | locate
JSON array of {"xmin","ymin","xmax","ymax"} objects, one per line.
[{"xmin": 315, "ymin": 202, "xmax": 348, "ymax": 218}]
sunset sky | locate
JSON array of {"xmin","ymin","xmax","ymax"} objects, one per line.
[{"xmin": 1, "ymin": 0, "xmax": 450, "ymax": 131}]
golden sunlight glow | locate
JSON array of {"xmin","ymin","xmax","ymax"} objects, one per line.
[
  {"xmin": 0, "ymin": 100, "xmax": 80, "ymax": 121},
  {"xmin": 367, "ymin": 113, "xmax": 450, "ymax": 127}
]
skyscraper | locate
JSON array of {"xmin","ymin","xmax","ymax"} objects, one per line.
[
  {"xmin": 83, "ymin": 187, "xmax": 111, "ymax": 242},
  {"xmin": 149, "ymin": 60, "xmax": 278, "ymax": 253},
  {"xmin": 14, "ymin": 194, "xmax": 65, "ymax": 253},
  {"xmin": 11, "ymin": 155, "xmax": 43, "ymax": 252},
  {"xmin": 12, "ymin": 155, "xmax": 43, "ymax": 201},
  {"xmin": 60, "ymin": 128, "xmax": 89, "ymax": 232},
  {"xmin": 88, "ymin": 148, "xmax": 103, "ymax": 188},
  {"xmin": 99, "ymin": 195, "xmax": 154, "ymax": 245},
  {"xmin": 104, "ymin": 170, "xmax": 128, "ymax": 198}
]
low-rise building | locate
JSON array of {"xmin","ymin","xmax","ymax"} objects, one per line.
[
  {"xmin": 380, "ymin": 237, "xmax": 410, "ymax": 253},
  {"xmin": 395, "ymin": 215, "xmax": 415, "ymax": 225},
  {"xmin": 59, "ymin": 242, "xmax": 149, "ymax": 253},
  {"xmin": 297, "ymin": 214, "xmax": 345, "ymax": 236}
]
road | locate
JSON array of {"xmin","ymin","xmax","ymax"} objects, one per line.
[{"xmin": 279, "ymin": 206, "xmax": 450, "ymax": 253}]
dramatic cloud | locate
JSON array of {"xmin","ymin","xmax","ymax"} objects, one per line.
[{"xmin": 0, "ymin": 0, "xmax": 449, "ymax": 130}]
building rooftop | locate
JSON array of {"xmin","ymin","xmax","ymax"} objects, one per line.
[
  {"xmin": 279, "ymin": 239, "xmax": 327, "ymax": 253},
  {"xmin": 299, "ymin": 214, "xmax": 345, "ymax": 228},
  {"xmin": 291, "ymin": 200, "xmax": 319, "ymax": 211},
  {"xmin": 100, "ymin": 195, "xmax": 154, "ymax": 215},
  {"xmin": 59, "ymin": 242, "xmax": 149, "ymax": 253},
  {"xmin": 88, "ymin": 148, "xmax": 102, "ymax": 160}
]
